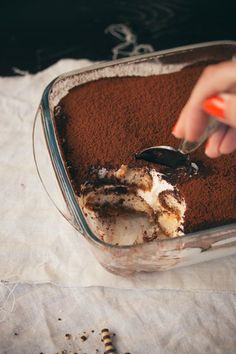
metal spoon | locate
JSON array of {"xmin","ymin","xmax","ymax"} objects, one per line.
[{"xmin": 136, "ymin": 117, "xmax": 222, "ymax": 169}]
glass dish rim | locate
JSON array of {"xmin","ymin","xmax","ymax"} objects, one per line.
[{"xmin": 39, "ymin": 40, "xmax": 236, "ymax": 250}]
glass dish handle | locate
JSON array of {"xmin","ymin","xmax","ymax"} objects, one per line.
[{"xmin": 32, "ymin": 108, "xmax": 84, "ymax": 235}]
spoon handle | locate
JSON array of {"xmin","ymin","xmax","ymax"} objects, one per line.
[
  {"xmin": 179, "ymin": 117, "xmax": 222, "ymax": 154},
  {"xmin": 178, "ymin": 93, "xmax": 230, "ymax": 154}
]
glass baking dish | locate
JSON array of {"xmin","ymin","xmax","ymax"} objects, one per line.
[{"xmin": 33, "ymin": 41, "xmax": 236, "ymax": 276}]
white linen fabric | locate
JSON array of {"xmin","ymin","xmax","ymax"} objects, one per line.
[{"xmin": 0, "ymin": 283, "xmax": 235, "ymax": 354}]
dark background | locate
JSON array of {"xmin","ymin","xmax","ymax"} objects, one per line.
[{"xmin": 1, "ymin": 0, "xmax": 236, "ymax": 76}]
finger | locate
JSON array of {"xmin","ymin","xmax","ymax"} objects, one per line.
[
  {"xmin": 219, "ymin": 126, "xmax": 236, "ymax": 154},
  {"xmin": 185, "ymin": 106, "xmax": 209, "ymax": 142},
  {"xmin": 205, "ymin": 124, "xmax": 228, "ymax": 158},
  {"xmin": 173, "ymin": 61, "xmax": 236, "ymax": 141},
  {"xmin": 172, "ymin": 105, "xmax": 188, "ymax": 139},
  {"xmin": 172, "ymin": 105, "xmax": 208, "ymax": 140}
]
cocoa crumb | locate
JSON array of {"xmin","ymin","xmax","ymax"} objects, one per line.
[{"xmin": 80, "ymin": 335, "xmax": 87, "ymax": 342}]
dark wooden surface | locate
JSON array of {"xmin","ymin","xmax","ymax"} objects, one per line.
[{"xmin": 1, "ymin": 0, "xmax": 236, "ymax": 76}]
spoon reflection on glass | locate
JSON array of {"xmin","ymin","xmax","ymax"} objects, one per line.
[{"xmin": 136, "ymin": 95, "xmax": 227, "ymax": 170}]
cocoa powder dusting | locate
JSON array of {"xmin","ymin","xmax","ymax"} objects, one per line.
[{"xmin": 54, "ymin": 64, "xmax": 236, "ymax": 234}]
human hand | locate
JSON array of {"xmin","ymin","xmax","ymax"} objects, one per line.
[{"xmin": 172, "ymin": 61, "xmax": 236, "ymax": 158}]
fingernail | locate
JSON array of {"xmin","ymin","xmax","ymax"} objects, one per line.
[{"xmin": 203, "ymin": 95, "xmax": 227, "ymax": 119}]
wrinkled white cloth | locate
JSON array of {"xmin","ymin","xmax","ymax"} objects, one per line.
[
  {"xmin": 1, "ymin": 59, "xmax": 236, "ymax": 291},
  {"xmin": 0, "ymin": 282, "xmax": 235, "ymax": 354}
]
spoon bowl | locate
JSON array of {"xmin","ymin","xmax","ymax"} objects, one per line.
[
  {"xmin": 136, "ymin": 115, "xmax": 222, "ymax": 169},
  {"xmin": 136, "ymin": 145, "xmax": 190, "ymax": 169}
]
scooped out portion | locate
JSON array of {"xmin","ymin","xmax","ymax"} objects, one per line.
[{"xmin": 79, "ymin": 165, "xmax": 186, "ymax": 245}]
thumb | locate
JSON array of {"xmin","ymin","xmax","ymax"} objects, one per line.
[{"xmin": 203, "ymin": 94, "xmax": 236, "ymax": 128}]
